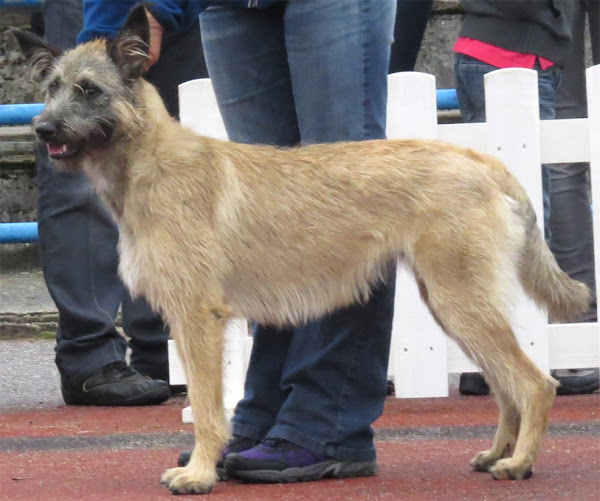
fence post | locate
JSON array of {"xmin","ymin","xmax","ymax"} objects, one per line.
[
  {"xmin": 178, "ymin": 78, "xmax": 227, "ymax": 140},
  {"xmin": 586, "ymin": 65, "xmax": 600, "ymax": 359},
  {"xmin": 484, "ymin": 68, "xmax": 550, "ymax": 372},
  {"xmin": 387, "ymin": 72, "xmax": 450, "ymax": 398}
]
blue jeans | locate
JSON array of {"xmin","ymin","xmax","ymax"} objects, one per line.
[
  {"xmin": 454, "ymin": 53, "xmax": 561, "ymax": 239},
  {"xmin": 200, "ymin": 0, "xmax": 396, "ymax": 462}
]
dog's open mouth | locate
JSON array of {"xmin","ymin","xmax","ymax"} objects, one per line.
[{"xmin": 47, "ymin": 142, "xmax": 79, "ymax": 159}]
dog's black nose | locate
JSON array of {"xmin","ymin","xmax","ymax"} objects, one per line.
[{"xmin": 35, "ymin": 121, "xmax": 58, "ymax": 141}]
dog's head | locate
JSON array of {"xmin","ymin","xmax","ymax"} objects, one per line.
[{"xmin": 10, "ymin": 5, "xmax": 151, "ymax": 169}]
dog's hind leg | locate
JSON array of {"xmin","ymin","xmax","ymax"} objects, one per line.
[
  {"xmin": 415, "ymin": 270, "xmax": 555, "ymax": 480},
  {"xmin": 470, "ymin": 384, "xmax": 520, "ymax": 472},
  {"xmin": 483, "ymin": 361, "xmax": 556, "ymax": 481},
  {"xmin": 415, "ymin": 276, "xmax": 520, "ymax": 470},
  {"xmin": 160, "ymin": 297, "xmax": 231, "ymax": 495}
]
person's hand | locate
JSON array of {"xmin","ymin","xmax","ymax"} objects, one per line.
[{"xmin": 145, "ymin": 8, "xmax": 163, "ymax": 69}]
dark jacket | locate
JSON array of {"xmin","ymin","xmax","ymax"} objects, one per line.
[
  {"xmin": 78, "ymin": 0, "xmax": 280, "ymax": 44},
  {"xmin": 459, "ymin": 0, "xmax": 574, "ymax": 67}
]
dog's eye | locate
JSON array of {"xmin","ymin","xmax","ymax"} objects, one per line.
[
  {"xmin": 47, "ymin": 79, "xmax": 59, "ymax": 95},
  {"xmin": 84, "ymin": 86, "xmax": 101, "ymax": 97}
]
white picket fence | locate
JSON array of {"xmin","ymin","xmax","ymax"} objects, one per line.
[{"xmin": 170, "ymin": 66, "xmax": 600, "ymax": 421}]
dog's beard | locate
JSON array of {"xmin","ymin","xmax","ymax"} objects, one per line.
[{"xmin": 42, "ymin": 121, "xmax": 115, "ymax": 167}]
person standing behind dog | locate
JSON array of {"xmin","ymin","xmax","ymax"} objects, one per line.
[
  {"xmin": 193, "ymin": 0, "xmax": 396, "ymax": 483},
  {"xmin": 547, "ymin": 0, "xmax": 600, "ymax": 395},
  {"xmin": 36, "ymin": 0, "xmax": 208, "ymax": 406},
  {"xmin": 452, "ymin": 0, "xmax": 597, "ymax": 396},
  {"xmin": 200, "ymin": 1, "xmax": 432, "ymax": 483},
  {"xmin": 78, "ymin": 0, "xmax": 428, "ymax": 483}
]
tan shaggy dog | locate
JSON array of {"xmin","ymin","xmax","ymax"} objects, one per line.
[{"xmin": 11, "ymin": 6, "xmax": 590, "ymax": 495}]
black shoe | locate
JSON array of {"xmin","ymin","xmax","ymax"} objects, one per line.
[
  {"xmin": 169, "ymin": 384, "xmax": 187, "ymax": 396},
  {"xmin": 177, "ymin": 435, "xmax": 259, "ymax": 480},
  {"xmin": 553, "ymin": 368, "xmax": 600, "ymax": 395},
  {"xmin": 224, "ymin": 438, "xmax": 378, "ymax": 483},
  {"xmin": 386, "ymin": 378, "xmax": 395, "ymax": 396},
  {"xmin": 459, "ymin": 372, "xmax": 490, "ymax": 396},
  {"xmin": 61, "ymin": 361, "xmax": 170, "ymax": 406}
]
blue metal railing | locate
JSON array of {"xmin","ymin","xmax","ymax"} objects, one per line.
[
  {"xmin": 436, "ymin": 89, "xmax": 459, "ymax": 111},
  {"xmin": 0, "ymin": 222, "xmax": 38, "ymax": 243},
  {"xmin": 0, "ymin": 103, "xmax": 45, "ymax": 125},
  {"xmin": 0, "ymin": 0, "xmax": 42, "ymax": 6},
  {"xmin": 0, "ymin": 91, "xmax": 459, "ymax": 126}
]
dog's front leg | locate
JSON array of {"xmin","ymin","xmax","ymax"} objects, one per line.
[{"xmin": 161, "ymin": 303, "xmax": 231, "ymax": 495}]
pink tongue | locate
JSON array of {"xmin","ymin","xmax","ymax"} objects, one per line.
[{"xmin": 47, "ymin": 143, "xmax": 65, "ymax": 156}]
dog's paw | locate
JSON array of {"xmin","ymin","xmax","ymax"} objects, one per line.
[
  {"xmin": 470, "ymin": 450, "xmax": 501, "ymax": 472},
  {"xmin": 488, "ymin": 458, "xmax": 533, "ymax": 480},
  {"xmin": 160, "ymin": 466, "xmax": 217, "ymax": 495}
]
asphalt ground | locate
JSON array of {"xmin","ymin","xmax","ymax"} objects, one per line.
[{"xmin": 0, "ymin": 337, "xmax": 598, "ymax": 501}]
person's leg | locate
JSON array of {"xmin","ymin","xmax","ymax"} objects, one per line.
[
  {"xmin": 200, "ymin": 4, "xmax": 299, "ymax": 443},
  {"xmin": 202, "ymin": 0, "xmax": 397, "ymax": 479},
  {"xmin": 214, "ymin": 0, "xmax": 396, "ymax": 481},
  {"xmin": 40, "ymin": 0, "xmax": 169, "ymax": 405},
  {"xmin": 547, "ymin": 1, "xmax": 599, "ymax": 394},
  {"xmin": 261, "ymin": 0, "xmax": 396, "ymax": 461},
  {"xmin": 549, "ymin": 2, "xmax": 595, "ymax": 322},
  {"xmin": 40, "ymin": 0, "xmax": 128, "ymax": 382},
  {"xmin": 389, "ymin": 0, "xmax": 433, "ymax": 73},
  {"xmin": 39, "ymin": 150, "xmax": 129, "ymax": 383},
  {"xmin": 454, "ymin": 53, "xmax": 496, "ymax": 395},
  {"xmin": 589, "ymin": 0, "xmax": 600, "ymax": 64}
]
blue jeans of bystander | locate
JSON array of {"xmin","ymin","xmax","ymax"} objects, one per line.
[{"xmin": 200, "ymin": 0, "xmax": 396, "ymax": 462}]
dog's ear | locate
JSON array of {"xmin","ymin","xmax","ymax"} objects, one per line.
[
  {"xmin": 8, "ymin": 28, "xmax": 62, "ymax": 81},
  {"xmin": 107, "ymin": 4, "xmax": 150, "ymax": 82}
]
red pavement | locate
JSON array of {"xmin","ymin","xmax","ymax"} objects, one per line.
[{"xmin": 1, "ymin": 393, "xmax": 598, "ymax": 501}]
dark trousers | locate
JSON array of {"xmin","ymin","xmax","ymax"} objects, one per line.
[
  {"xmin": 39, "ymin": 0, "xmax": 208, "ymax": 383},
  {"xmin": 548, "ymin": 0, "xmax": 599, "ymax": 322}
]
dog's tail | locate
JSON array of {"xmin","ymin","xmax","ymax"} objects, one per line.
[{"xmin": 501, "ymin": 171, "xmax": 591, "ymax": 322}]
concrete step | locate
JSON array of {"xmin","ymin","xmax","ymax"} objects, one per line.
[{"xmin": 0, "ymin": 243, "xmax": 57, "ymax": 339}]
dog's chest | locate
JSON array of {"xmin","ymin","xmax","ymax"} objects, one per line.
[{"xmin": 117, "ymin": 228, "xmax": 142, "ymax": 293}]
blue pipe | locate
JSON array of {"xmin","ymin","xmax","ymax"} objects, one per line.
[
  {"xmin": 0, "ymin": 91, "xmax": 460, "ymax": 127},
  {"xmin": 436, "ymin": 89, "xmax": 458, "ymax": 110},
  {"xmin": 0, "ymin": 223, "xmax": 39, "ymax": 243},
  {"xmin": 0, "ymin": 103, "xmax": 45, "ymax": 126},
  {"xmin": 0, "ymin": 0, "xmax": 42, "ymax": 6}
]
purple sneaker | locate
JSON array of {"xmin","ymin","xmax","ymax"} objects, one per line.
[{"xmin": 224, "ymin": 438, "xmax": 378, "ymax": 483}]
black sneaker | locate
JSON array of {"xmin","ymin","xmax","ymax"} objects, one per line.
[
  {"xmin": 386, "ymin": 378, "xmax": 395, "ymax": 396},
  {"xmin": 553, "ymin": 368, "xmax": 600, "ymax": 395},
  {"xmin": 61, "ymin": 361, "xmax": 170, "ymax": 406},
  {"xmin": 224, "ymin": 438, "xmax": 378, "ymax": 483},
  {"xmin": 459, "ymin": 372, "xmax": 490, "ymax": 396},
  {"xmin": 177, "ymin": 435, "xmax": 259, "ymax": 480}
]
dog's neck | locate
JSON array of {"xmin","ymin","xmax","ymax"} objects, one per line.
[{"xmin": 82, "ymin": 144, "xmax": 130, "ymax": 220}]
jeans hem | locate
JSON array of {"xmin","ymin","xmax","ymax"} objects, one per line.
[
  {"xmin": 266, "ymin": 424, "xmax": 376, "ymax": 462},
  {"xmin": 231, "ymin": 420, "xmax": 271, "ymax": 442}
]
